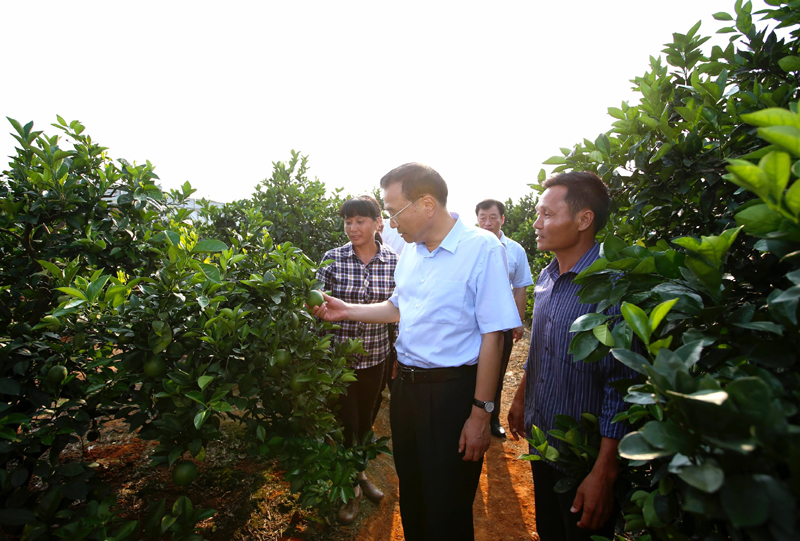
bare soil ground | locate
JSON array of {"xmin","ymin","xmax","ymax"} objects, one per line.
[{"xmin": 68, "ymin": 332, "xmax": 537, "ymax": 540}]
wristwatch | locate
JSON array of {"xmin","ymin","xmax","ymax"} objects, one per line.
[{"xmin": 472, "ymin": 398, "xmax": 495, "ymax": 413}]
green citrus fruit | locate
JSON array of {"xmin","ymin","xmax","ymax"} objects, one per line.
[
  {"xmin": 73, "ymin": 332, "xmax": 86, "ymax": 349},
  {"xmin": 166, "ymin": 342, "xmax": 185, "ymax": 359},
  {"xmin": 172, "ymin": 460, "xmax": 197, "ymax": 486},
  {"xmin": 266, "ymin": 363, "xmax": 281, "ymax": 378},
  {"xmin": 86, "ymin": 429, "xmax": 100, "ymax": 442},
  {"xmin": 117, "ymin": 332, "xmax": 135, "ymax": 345},
  {"xmin": 307, "ymin": 290, "xmax": 325, "ymax": 307},
  {"xmin": 290, "ymin": 312, "xmax": 300, "ymax": 329},
  {"xmin": 289, "ymin": 373, "xmax": 307, "ymax": 393},
  {"xmin": 47, "ymin": 365, "xmax": 68, "ymax": 385},
  {"xmin": 274, "ymin": 349, "xmax": 291, "ymax": 368},
  {"xmin": 143, "ymin": 355, "xmax": 167, "ymax": 378}
]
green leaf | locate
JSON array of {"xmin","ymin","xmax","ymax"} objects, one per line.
[
  {"xmin": 185, "ymin": 391, "xmax": 206, "ymax": 405},
  {"xmin": 601, "ymin": 234, "xmax": 627, "ymax": 261},
  {"xmin": 192, "ymin": 240, "xmax": 229, "ymax": 253},
  {"xmin": 55, "ymin": 287, "xmax": 86, "ymax": 300},
  {"xmin": 193, "ymin": 409, "xmax": 212, "ymax": 429},
  {"xmin": 759, "ymin": 150, "xmax": 791, "ymax": 200},
  {"xmin": 592, "ymin": 324, "xmax": 615, "ymax": 347},
  {"xmin": 85, "ymin": 274, "xmax": 111, "ymax": 303},
  {"xmin": 741, "ymin": 107, "xmax": 800, "ymax": 129},
  {"xmin": 712, "ymin": 11, "xmax": 733, "ymax": 20},
  {"xmin": 197, "ymin": 375, "xmax": 214, "ymax": 390},
  {"xmin": 785, "ymin": 180, "xmax": 800, "ymax": 215},
  {"xmin": 619, "ymin": 432, "xmax": 672, "ymax": 460},
  {"xmin": 611, "ymin": 348, "xmax": 650, "ymax": 374},
  {"xmin": 758, "ymin": 125, "xmax": 800, "ymax": 157},
  {"xmin": 568, "ymin": 331, "xmax": 599, "ymax": 361},
  {"xmin": 643, "ymin": 491, "xmax": 669, "ymax": 528},
  {"xmin": 648, "ymin": 298, "xmax": 678, "ymax": 333},
  {"xmin": 733, "ymin": 321, "xmax": 784, "ymax": 335},
  {"xmin": 197, "ymin": 263, "xmax": 221, "ymax": 284},
  {"xmin": 569, "ymin": 313, "xmax": 609, "ymax": 332},
  {"xmin": 735, "ymin": 204, "xmax": 785, "ymax": 237},
  {"xmin": 639, "ymin": 421, "xmax": 687, "ymax": 454},
  {"xmin": 720, "ymin": 475, "xmax": 769, "ymax": 527},
  {"xmin": 595, "ymin": 133, "xmax": 611, "ymax": 156},
  {"xmin": 621, "ymin": 302, "xmax": 651, "ymax": 344},
  {"xmin": 778, "ymin": 56, "xmax": 800, "ymax": 72},
  {"xmin": 678, "ymin": 460, "xmax": 724, "ymax": 493}
]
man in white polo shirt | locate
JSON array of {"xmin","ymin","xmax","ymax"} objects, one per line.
[
  {"xmin": 475, "ymin": 199, "xmax": 533, "ymax": 438},
  {"xmin": 312, "ymin": 163, "xmax": 520, "ymax": 541}
]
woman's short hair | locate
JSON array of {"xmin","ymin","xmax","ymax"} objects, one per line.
[
  {"xmin": 339, "ymin": 194, "xmax": 381, "ymax": 220},
  {"xmin": 542, "ymin": 171, "xmax": 610, "ymax": 234},
  {"xmin": 379, "ymin": 162, "xmax": 448, "ymax": 206}
]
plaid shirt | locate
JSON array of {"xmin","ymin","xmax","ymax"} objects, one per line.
[{"xmin": 317, "ymin": 241, "xmax": 398, "ymax": 369}]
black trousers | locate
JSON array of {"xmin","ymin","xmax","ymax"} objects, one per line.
[
  {"xmin": 336, "ymin": 361, "xmax": 386, "ymax": 448},
  {"xmin": 492, "ymin": 329, "xmax": 514, "ymax": 422},
  {"xmin": 390, "ymin": 366, "xmax": 483, "ymax": 541},
  {"xmin": 531, "ymin": 461, "xmax": 616, "ymax": 541}
]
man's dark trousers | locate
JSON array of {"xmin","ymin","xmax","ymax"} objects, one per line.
[
  {"xmin": 531, "ymin": 461, "xmax": 616, "ymax": 540},
  {"xmin": 492, "ymin": 329, "xmax": 514, "ymax": 423},
  {"xmin": 390, "ymin": 366, "xmax": 483, "ymax": 541}
]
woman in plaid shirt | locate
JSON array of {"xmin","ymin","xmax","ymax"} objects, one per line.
[{"xmin": 316, "ymin": 195, "xmax": 398, "ymax": 524}]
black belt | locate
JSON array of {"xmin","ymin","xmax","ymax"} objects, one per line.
[{"xmin": 397, "ymin": 362, "xmax": 477, "ymax": 383}]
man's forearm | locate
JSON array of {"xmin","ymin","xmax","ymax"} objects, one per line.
[
  {"xmin": 512, "ymin": 287, "xmax": 527, "ymax": 321},
  {"xmin": 346, "ymin": 300, "xmax": 401, "ymax": 324},
  {"xmin": 473, "ymin": 331, "xmax": 504, "ymax": 405},
  {"xmin": 591, "ymin": 437, "xmax": 621, "ymax": 482}
]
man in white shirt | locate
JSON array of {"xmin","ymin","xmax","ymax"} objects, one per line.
[
  {"xmin": 313, "ymin": 163, "xmax": 521, "ymax": 541},
  {"xmin": 475, "ymin": 199, "xmax": 534, "ymax": 438}
]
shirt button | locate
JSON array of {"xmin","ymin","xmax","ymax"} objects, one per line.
[{"xmin": 414, "ymin": 303, "xmax": 419, "ymax": 308}]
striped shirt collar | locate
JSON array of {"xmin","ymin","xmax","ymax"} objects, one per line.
[{"xmin": 544, "ymin": 241, "xmax": 600, "ymax": 281}]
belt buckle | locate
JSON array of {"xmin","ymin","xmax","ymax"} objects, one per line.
[{"xmin": 409, "ymin": 367, "xmax": 415, "ymax": 383}]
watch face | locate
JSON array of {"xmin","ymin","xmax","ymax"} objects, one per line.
[{"xmin": 485, "ymin": 401, "xmax": 495, "ymax": 413}]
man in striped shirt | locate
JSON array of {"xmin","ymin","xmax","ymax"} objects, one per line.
[
  {"xmin": 508, "ymin": 171, "xmax": 635, "ymax": 540},
  {"xmin": 475, "ymin": 199, "xmax": 533, "ymax": 438}
]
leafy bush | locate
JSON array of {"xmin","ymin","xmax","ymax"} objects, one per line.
[
  {"xmin": 0, "ymin": 118, "xmax": 385, "ymax": 539},
  {"xmin": 527, "ymin": 2, "xmax": 800, "ymax": 539},
  {"xmin": 197, "ymin": 150, "xmax": 347, "ymax": 263}
]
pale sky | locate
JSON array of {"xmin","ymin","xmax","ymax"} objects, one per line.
[{"xmin": 2, "ymin": 1, "xmax": 767, "ymax": 217}]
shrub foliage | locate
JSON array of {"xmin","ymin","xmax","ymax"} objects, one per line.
[
  {"xmin": 0, "ymin": 119, "xmax": 384, "ymax": 539},
  {"xmin": 526, "ymin": 2, "xmax": 800, "ymax": 539}
]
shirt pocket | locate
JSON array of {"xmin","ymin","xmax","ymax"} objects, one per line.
[{"xmin": 420, "ymin": 279, "xmax": 466, "ymax": 324}]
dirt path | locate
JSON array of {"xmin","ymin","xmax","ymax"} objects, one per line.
[{"xmin": 354, "ymin": 332, "xmax": 539, "ymax": 541}]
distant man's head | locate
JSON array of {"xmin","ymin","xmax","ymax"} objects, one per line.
[
  {"xmin": 475, "ymin": 199, "xmax": 505, "ymax": 238},
  {"xmin": 540, "ymin": 171, "xmax": 610, "ymax": 234}
]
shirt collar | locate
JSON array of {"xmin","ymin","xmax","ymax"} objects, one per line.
[
  {"xmin": 498, "ymin": 231, "xmax": 508, "ymax": 246},
  {"xmin": 346, "ymin": 240, "xmax": 384, "ymax": 262},
  {"xmin": 544, "ymin": 242, "xmax": 600, "ymax": 280},
  {"xmin": 437, "ymin": 215, "xmax": 465, "ymax": 254}
]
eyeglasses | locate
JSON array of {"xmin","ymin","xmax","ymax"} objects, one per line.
[{"xmin": 384, "ymin": 198, "xmax": 419, "ymax": 223}]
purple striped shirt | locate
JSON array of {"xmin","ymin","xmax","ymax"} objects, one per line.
[{"xmin": 524, "ymin": 242, "xmax": 636, "ymax": 455}]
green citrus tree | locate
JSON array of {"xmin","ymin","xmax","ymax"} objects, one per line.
[{"xmin": 523, "ymin": 2, "xmax": 800, "ymax": 539}]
